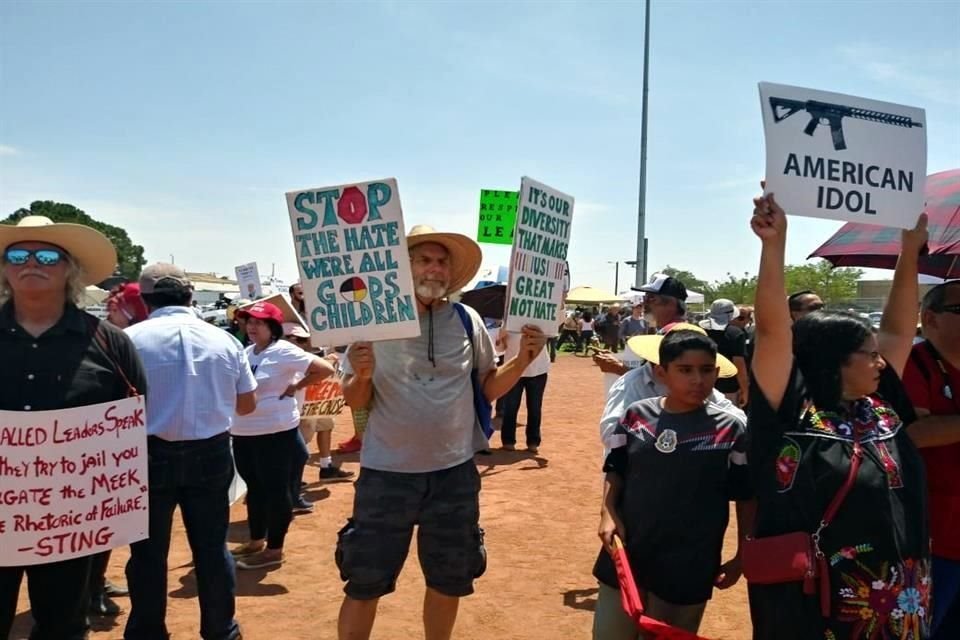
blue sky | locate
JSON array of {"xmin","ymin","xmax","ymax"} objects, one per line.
[{"xmin": 1, "ymin": 1, "xmax": 958, "ymax": 292}]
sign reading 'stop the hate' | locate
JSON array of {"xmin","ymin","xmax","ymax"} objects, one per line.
[
  {"xmin": 286, "ymin": 179, "xmax": 420, "ymax": 346},
  {"xmin": 759, "ymin": 82, "xmax": 926, "ymax": 229},
  {"xmin": 504, "ymin": 177, "xmax": 574, "ymax": 336}
]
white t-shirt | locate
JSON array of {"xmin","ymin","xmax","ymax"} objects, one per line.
[
  {"xmin": 580, "ymin": 318, "xmax": 595, "ymax": 331},
  {"xmin": 502, "ymin": 331, "xmax": 551, "ymax": 378},
  {"xmin": 232, "ymin": 340, "xmax": 314, "ymax": 436}
]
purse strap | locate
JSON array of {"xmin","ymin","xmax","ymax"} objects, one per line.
[{"xmin": 821, "ymin": 439, "xmax": 863, "ymax": 526}]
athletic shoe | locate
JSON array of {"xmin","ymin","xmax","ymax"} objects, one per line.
[
  {"xmin": 336, "ymin": 436, "xmax": 363, "ymax": 454},
  {"xmin": 319, "ymin": 465, "xmax": 355, "ymax": 483},
  {"xmin": 103, "ymin": 580, "xmax": 129, "ymax": 597},
  {"xmin": 230, "ymin": 541, "xmax": 265, "ymax": 558},
  {"xmin": 501, "ymin": 443, "xmax": 516, "ymax": 451},
  {"xmin": 236, "ymin": 550, "xmax": 283, "ymax": 570},
  {"xmin": 292, "ymin": 497, "xmax": 314, "ymax": 515},
  {"xmin": 526, "ymin": 445, "xmax": 539, "ymax": 454}
]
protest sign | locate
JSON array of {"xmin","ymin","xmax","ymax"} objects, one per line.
[
  {"xmin": 759, "ymin": 82, "xmax": 926, "ymax": 228},
  {"xmin": 477, "ymin": 190, "xmax": 519, "ymax": 245},
  {"xmin": 301, "ymin": 377, "xmax": 345, "ymax": 418},
  {"xmin": 0, "ymin": 397, "xmax": 148, "ymax": 566},
  {"xmin": 504, "ymin": 177, "xmax": 574, "ymax": 336},
  {"xmin": 286, "ymin": 178, "xmax": 420, "ymax": 346},
  {"xmin": 234, "ymin": 262, "xmax": 262, "ymax": 299}
]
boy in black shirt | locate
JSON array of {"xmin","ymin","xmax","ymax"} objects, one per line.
[{"xmin": 593, "ymin": 329, "xmax": 754, "ymax": 639}]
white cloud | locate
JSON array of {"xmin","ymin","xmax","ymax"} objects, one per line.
[
  {"xmin": 837, "ymin": 44, "xmax": 960, "ymax": 106},
  {"xmin": 0, "ymin": 144, "xmax": 19, "ymax": 156}
]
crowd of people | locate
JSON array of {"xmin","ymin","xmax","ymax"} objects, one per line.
[{"xmin": 0, "ymin": 196, "xmax": 957, "ymax": 640}]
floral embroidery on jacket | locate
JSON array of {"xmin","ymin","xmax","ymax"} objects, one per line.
[
  {"xmin": 803, "ymin": 395, "xmax": 902, "ymax": 442},
  {"xmin": 835, "ymin": 556, "xmax": 931, "ymax": 639}
]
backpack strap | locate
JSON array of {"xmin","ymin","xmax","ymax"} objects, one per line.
[
  {"xmin": 85, "ymin": 315, "xmax": 139, "ymax": 397},
  {"xmin": 453, "ymin": 303, "xmax": 493, "ymax": 439}
]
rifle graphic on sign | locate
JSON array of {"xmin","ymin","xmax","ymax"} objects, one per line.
[{"xmin": 769, "ymin": 97, "xmax": 923, "ymax": 151}]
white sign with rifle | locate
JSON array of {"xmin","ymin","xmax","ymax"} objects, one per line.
[{"xmin": 759, "ymin": 82, "xmax": 926, "ymax": 229}]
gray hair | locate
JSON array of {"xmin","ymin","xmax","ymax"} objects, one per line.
[
  {"xmin": 921, "ymin": 280, "xmax": 960, "ymax": 314},
  {"xmin": 0, "ymin": 251, "xmax": 86, "ymax": 306}
]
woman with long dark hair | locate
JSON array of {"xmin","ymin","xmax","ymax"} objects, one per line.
[{"xmin": 746, "ymin": 191, "xmax": 931, "ymax": 639}]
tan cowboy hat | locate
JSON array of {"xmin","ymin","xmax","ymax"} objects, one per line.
[
  {"xmin": 627, "ymin": 322, "xmax": 738, "ymax": 378},
  {"xmin": 406, "ymin": 225, "xmax": 483, "ymax": 295},
  {"xmin": 0, "ymin": 215, "xmax": 117, "ymax": 285}
]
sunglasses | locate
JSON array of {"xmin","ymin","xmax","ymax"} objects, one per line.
[
  {"xmin": 4, "ymin": 248, "xmax": 65, "ymax": 266},
  {"xmin": 932, "ymin": 304, "xmax": 960, "ymax": 315},
  {"xmin": 803, "ymin": 302, "xmax": 825, "ymax": 312}
]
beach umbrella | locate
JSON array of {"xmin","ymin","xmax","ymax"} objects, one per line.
[
  {"xmin": 809, "ymin": 169, "xmax": 960, "ymax": 278},
  {"xmin": 611, "ymin": 536, "xmax": 713, "ymax": 639},
  {"xmin": 565, "ymin": 286, "xmax": 622, "ymax": 305}
]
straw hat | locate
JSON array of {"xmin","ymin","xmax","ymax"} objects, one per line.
[
  {"xmin": 627, "ymin": 322, "xmax": 738, "ymax": 378},
  {"xmin": 0, "ymin": 215, "xmax": 117, "ymax": 285},
  {"xmin": 406, "ymin": 225, "xmax": 483, "ymax": 295}
]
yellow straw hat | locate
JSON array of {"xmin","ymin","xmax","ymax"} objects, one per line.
[
  {"xmin": 0, "ymin": 215, "xmax": 117, "ymax": 285},
  {"xmin": 406, "ymin": 225, "xmax": 483, "ymax": 295},
  {"xmin": 626, "ymin": 322, "xmax": 738, "ymax": 378}
]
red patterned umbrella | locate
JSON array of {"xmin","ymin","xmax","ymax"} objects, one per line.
[{"xmin": 809, "ymin": 169, "xmax": 960, "ymax": 278}]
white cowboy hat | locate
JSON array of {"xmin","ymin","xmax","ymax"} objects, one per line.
[
  {"xmin": 406, "ymin": 225, "xmax": 483, "ymax": 295},
  {"xmin": 0, "ymin": 215, "xmax": 117, "ymax": 285}
]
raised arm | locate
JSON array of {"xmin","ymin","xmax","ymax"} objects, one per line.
[
  {"xmin": 878, "ymin": 214, "xmax": 928, "ymax": 377},
  {"xmin": 750, "ymin": 193, "xmax": 793, "ymax": 411}
]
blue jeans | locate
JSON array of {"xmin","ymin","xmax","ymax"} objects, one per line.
[
  {"xmin": 500, "ymin": 373, "xmax": 548, "ymax": 447},
  {"xmin": 125, "ymin": 433, "xmax": 239, "ymax": 640}
]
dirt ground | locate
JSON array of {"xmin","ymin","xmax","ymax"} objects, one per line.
[{"xmin": 12, "ymin": 354, "xmax": 751, "ymax": 640}]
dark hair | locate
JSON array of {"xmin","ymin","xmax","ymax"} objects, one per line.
[
  {"xmin": 788, "ymin": 290, "xmax": 815, "ymax": 311},
  {"xmin": 659, "ymin": 330, "xmax": 718, "ymax": 368},
  {"xmin": 793, "ymin": 311, "xmax": 873, "ymax": 410},
  {"xmin": 582, "ymin": 311, "xmax": 593, "ymax": 322},
  {"xmin": 921, "ymin": 280, "xmax": 960, "ymax": 313},
  {"xmin": 142, "ymin": 289, "xmax": 192, "ymax": 310},
  {"xmin": 265, "ymin": 318, "xmax": 284, "ymax": 341}
]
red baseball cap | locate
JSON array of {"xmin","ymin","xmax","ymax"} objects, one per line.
[{"xmin": 236, "ymin": 301, "xmax": 284, "ymax": 325}]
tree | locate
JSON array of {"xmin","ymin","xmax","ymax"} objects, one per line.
[
  {"xmin": 711, "ymin": 272, "xmax": 758, "ymax": 304},
  {"xmin": 783, "ymin": 259, "xmax": 863, "ymax": 304},
  {"xmin": 658, "ymin": 265, "xmax": 715, "ymax": 299},
  {"xmin": 3, "ymin": 201, "xmax": 145, "ymax": 281}
]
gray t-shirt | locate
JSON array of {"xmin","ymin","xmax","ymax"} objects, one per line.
[{"xmin": 342, "ymin": 302, "xmax": 496, "ymax": 473}]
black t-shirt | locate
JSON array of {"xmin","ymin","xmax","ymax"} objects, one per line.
[
  {"xmin": 593, "ymin": 398, "xmax": 751, "ymax": 605},
  {"xmin": 704, "ymin": 325, "xmax": 746, "ymax": 394},
  {"xmin": 0, "ymin": 303, "xmax": 148, "ymax": 411},
  {"xmin": 747, "ymin": 364, "xmax": 930, "ymax": 640}
]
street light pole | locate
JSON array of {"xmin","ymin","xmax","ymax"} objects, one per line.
[{"xmin": 634, "ymin": 0, "xmax": 651, "ymax": 288}]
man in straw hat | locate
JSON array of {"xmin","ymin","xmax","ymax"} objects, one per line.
[
  {"xmin": 0, "ymin": 215, "xmax": 148, "ymax": 639},
  {"xmin": 336, "ymin": 225, "xmax": 546, "ymax": 640}
]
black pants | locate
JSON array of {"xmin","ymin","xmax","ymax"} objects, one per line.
[
  {"xmin": 557, "ymin": 329, "xmax": 578, "ymax": 350},
  {"xmin": 290, "ymin": 426, "xmax": 310, "ymax": 501},
  {"xmin": 0, "ymin": 555, "xmax": 92, "ymax": 640},
  {"xmin": 500, "ymin": 373, "xmax": 548, "ymax": 447},
  {"xmin": 233, "ymin": 429, "xmax": 297, "ymax": 549}
]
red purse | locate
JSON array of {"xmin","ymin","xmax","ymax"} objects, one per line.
[{"xmin": 743, "ymin": 440, "xmax": 862, "ymax": 617}]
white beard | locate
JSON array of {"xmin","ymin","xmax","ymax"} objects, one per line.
[{"xmin": 416, "ymin": 281, "xmax": 447, "ymax": 299}]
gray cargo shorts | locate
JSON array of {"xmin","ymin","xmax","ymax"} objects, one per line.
[{"xmin": 335, "ymin": 459, "xmax": 486, "ymax": 600}]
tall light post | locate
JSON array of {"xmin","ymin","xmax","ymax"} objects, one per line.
[
  {"xmin": 608, "ymin": 261, "xmax": 621, "ymax": 294},
  {"xmin": 634, "ymin": 0, "xmax": 651, "ymax": 288}
]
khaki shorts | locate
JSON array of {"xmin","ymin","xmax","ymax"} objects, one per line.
[{"xmin": 299, "ymin": 416, "xmax": 335, "ymax": 439}]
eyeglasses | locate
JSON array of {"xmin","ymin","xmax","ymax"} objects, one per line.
[
  {"xmin": 4, "ymin": 248, "xmax": 64, "ymax": 266},
  {"xmin": 932, "ymin": 304, "xmax": 960, "ymax": 315},
  {"xmin": 854, "ymin": 349, "xmax": 884, "ymax": 362}
]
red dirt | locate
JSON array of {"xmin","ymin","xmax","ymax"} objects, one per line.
[{"xmin": 12, "ymin": 354, "xmax": 750, "ymax": 639}]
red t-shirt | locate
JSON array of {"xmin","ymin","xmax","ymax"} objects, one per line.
[{"xmin": 902, "ymin": 341, "xmax": 960, "ymax": 560}]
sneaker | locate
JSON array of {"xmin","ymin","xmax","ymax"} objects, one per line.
[
  {"xmin": 501, "ymin": 443, "xmax": 516, "ymax": 451},
  {"xmin": 230, "ymin": 541, "xmax": 265, "ymax": 558},
  {"xmin": 236, "ymin": 550, "xmax": 283, "ymax": 570},
  {"xmin": 336, "ymin": 436, "xmax": 362, "ymax": 454},
  {"xmin": 319, "ymin": 465, "xmax": 355, "ymax": 483},
  {"xmin": 526, "ymin": 445, "xmax": 540, "ymax": 454},
  {"xmin": 292, "ymin": 497, "xmax": 314, "ymax": 515},
  {"xmin": 89, "ymin": 593, "xmax": 121, "ymax": 617},
  {"xmin": 103, "ymin": 579, "xmax": 129, "ymax": 597}
]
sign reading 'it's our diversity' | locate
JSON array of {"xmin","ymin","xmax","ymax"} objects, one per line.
[
  {"xmin": 504, "ymin": 177, "xmax": 574, "ymax": 337},
  {"xmin": 286, "ymin": 178, "xmax": 421, "ymax": 346}
]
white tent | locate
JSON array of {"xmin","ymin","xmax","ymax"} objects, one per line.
[
  {"xmin": 565, "ymin": 286, "xmax": 622, "ymax": 305},
  {"xmin": 687, "ymin": 290, "xmax": 705, "ymax": 304}
]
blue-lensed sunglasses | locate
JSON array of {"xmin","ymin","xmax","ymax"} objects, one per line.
[{"xmin": 3, "ymin": 248, "xmax": 65, "ymax": 266}]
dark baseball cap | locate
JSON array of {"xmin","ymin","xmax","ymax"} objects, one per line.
[
  {"xmin": 139, "ymin": 263, "xmax": 192, "ymax": 294},
  {"xmin": 632, "ymin": 273, "xmax": 688, "ymax": 301}
]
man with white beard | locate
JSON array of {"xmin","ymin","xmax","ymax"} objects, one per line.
[{"xmin": 335, "ymin": 225, "xmax": 547, "ymax": 640}]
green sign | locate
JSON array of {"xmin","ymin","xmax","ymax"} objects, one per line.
[{"xmin": 477, "ymin": 189, "xmax": 518, "ymax": 245}]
